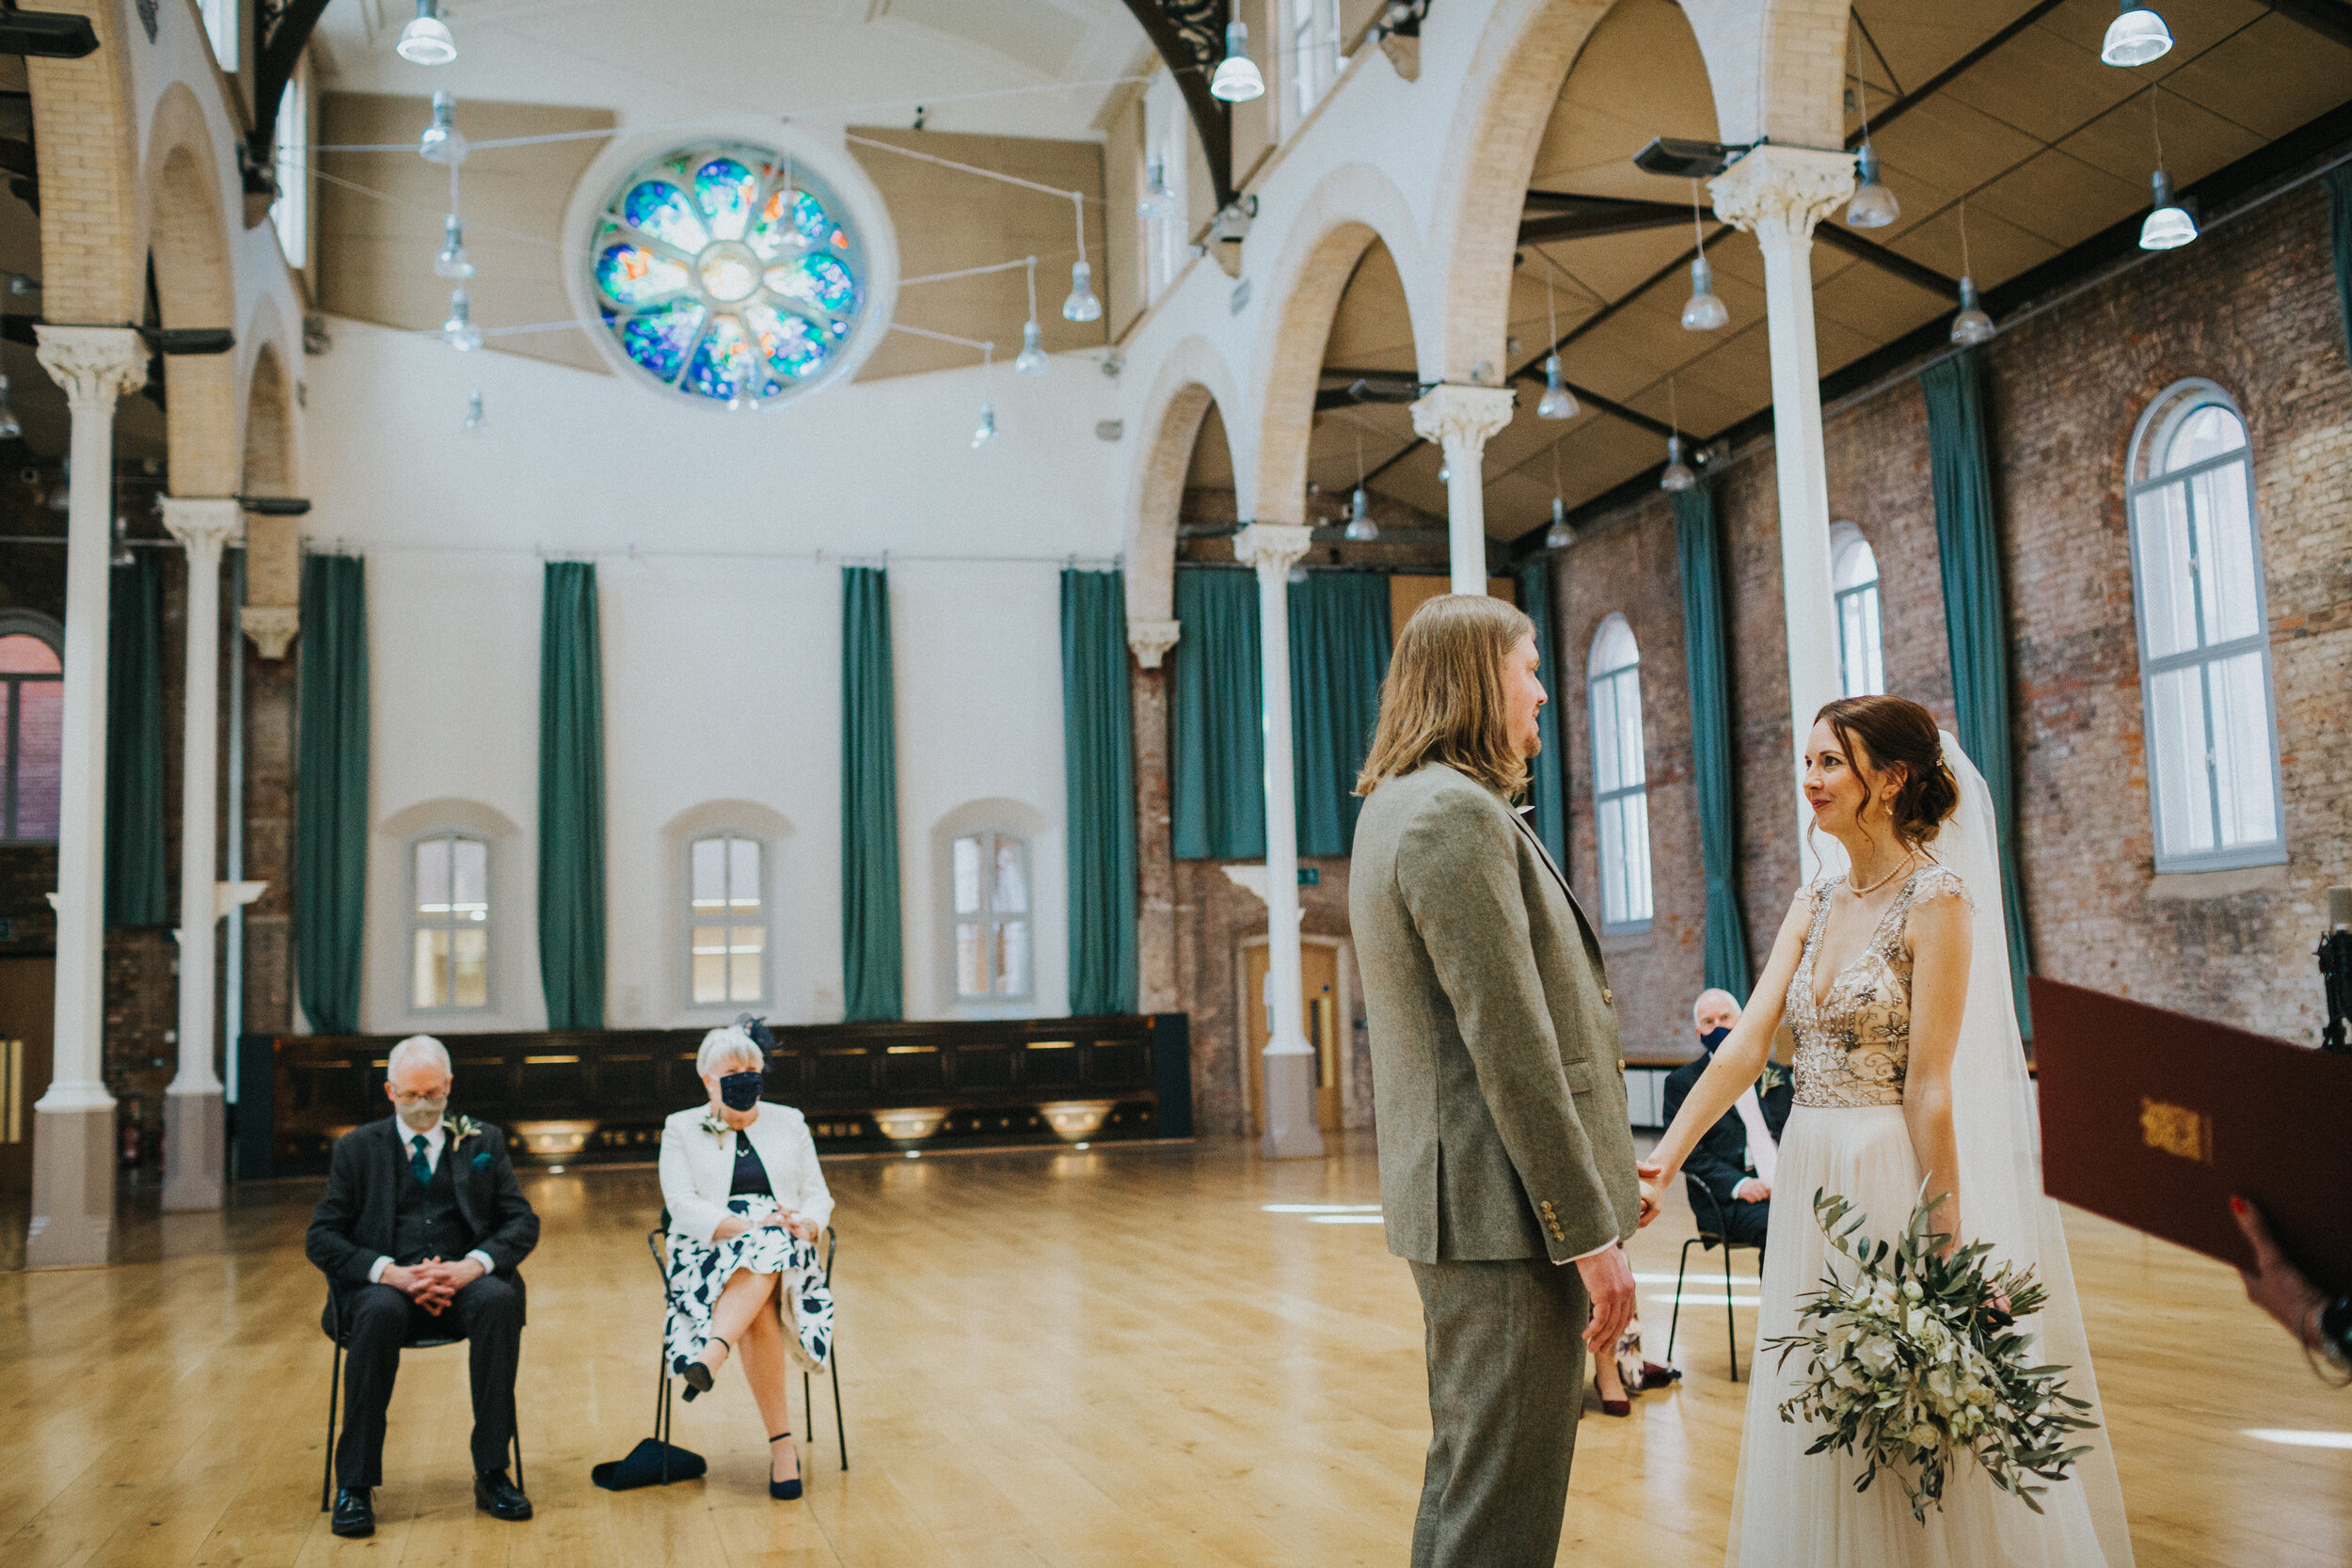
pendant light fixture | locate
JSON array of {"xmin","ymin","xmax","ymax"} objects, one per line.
[
  {"xmin": 463, "ymin": 390, "xmax": 487, "ymax": 432},
  {"xmin": 1534, "ymin": 271, "xmax": 1579, "ymax": 419},
  {"xmin": 1062, "ymin": 196, "xmax": 1103, "ymax": 323},
  {"xmin": 0, "ymin": 373, "xmax": 21, "ymax": 441},
  {"xmin": 419, "ymin": 91, "xmax": 469, "ymax": 166},
  {"xmin": 1545, "ymin": 447, "xmax": 1572, "ymax": 548},
  {"xmin": 1659, "ymin": 380, "xmax": 1695, "ymax": 492},
  {"xmin": 1210, "ymin": 22, "xmax": 1265, "ymax": 103},
  {"xmin": 2137, "ymin": 90, "xmax": 2198, "ymax": 250},
  {"xmin": 1845, "ymin": 81, "xmax": 1899, "ymax": 230},
  {"xmin": 2101, "ymin": 2, "xmax": 2173, "ymax": 67},
  {"xmin": 112, "ymin": 514, "xmax": 134, "ymax": 567},
  {"xmin": 1343, "ymin": 433, "xmax": 1378, "ymax": 541},
  {"xmin": 1136, "ymin": 157, "xmax": 1175, "ymax": 220},
  {"xmin": 1949, "ymin": 201, "xmax": 1995, "ymax": 345},
  {"xmin": 1438, "ymin": 458, "xmax": 1451, "ymax": 483},
  {"xmin": 397, "ymin": 0, "xmax": 458, "ymax": 65},
  {"xmin": 1015, "ymin": 259, "xmax": 1049, "ymax": 374},
  {"xmin": 440, "ymin": 289, "xmax": 482, "ymax": 351},
  {"xmin": 434, "ymin": 213, "xmax": 474, "ymax": 278},
  {"xmin": 973, "ymin": 342, "xmax": 999, "ymax": 448},
  {"xmin": 1681, "ymin": 180, "xmax": 1729, "ymax": 331}
]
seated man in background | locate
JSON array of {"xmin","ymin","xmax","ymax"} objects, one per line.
[
  {"xmin": 305, "ymin": 1035, "xmax": 541, "ymax": 1538},
  {"xmin": 1661, "ymin": 990, "xmax": 1789, "ymax": 1248}
]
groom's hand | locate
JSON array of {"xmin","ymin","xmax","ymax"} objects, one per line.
[{"xmin": 1576, "ymin": 1243, "xmax": 1637, "ymax": 1357}]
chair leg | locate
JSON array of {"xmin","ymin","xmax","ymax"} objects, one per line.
[
  {"xmin": 655, "ymin": 1347, "xmax": 674, "ymax": 1485},
  {"xmin": 322, "ymin": 1340, "xmax": 343, "ymax": 1513},
  {"xmin": 1667, "ymin": 1239, "xmax": 1698, "ymax": 1365},
  {"xmin": 830, "ymin": 1342, "xmax": 848, "ymax": 1470},
  {"xmin": 1723, "ymin": 1243, "xmax": 1740, "ymax": 1383}
]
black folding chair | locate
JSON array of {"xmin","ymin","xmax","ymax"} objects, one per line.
[
  {"xmin": 320, "ymin": 1291, "xmax": 524, "ymax": 1511},
  {"xmin": 1664, "ymin": 1180, "xmax": 1766, "ymax": 1382},
  {"xmin": 648, "ymin": 1208, "xmax": 849, "ymax": 1476}
]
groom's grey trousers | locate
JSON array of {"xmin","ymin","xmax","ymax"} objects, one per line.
[{"xmin": 1409, "ymin": 1259, "xmax": 1591, "ymax": 1568}]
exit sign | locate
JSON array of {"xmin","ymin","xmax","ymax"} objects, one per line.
[{"xmin": 1297, "ymin": 868, "xmax": 1319, "ymax": 886}]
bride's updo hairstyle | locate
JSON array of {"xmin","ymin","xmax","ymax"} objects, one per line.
[{"xmin": 1816, "ymin": 695, "xmax": 1960, "ymax": 847}]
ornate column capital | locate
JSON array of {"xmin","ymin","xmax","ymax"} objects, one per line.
[
  {"xmin": 1708, "ymin": 145, "xmax": 1857, "ymax": 245},
  {"xmin": 33, "ymin": 325, "xmax": 149, "ymax": 411},
  {"xmin": 1234, "ymin": 522, "xmax": 1315, "ymax": 578},
  {"xmin": 1409, "ymin": 383, "xmax": 1516, "ymax": 453},
  {"xmin": 159, "ymin": 498, "xmax": 244, "ymax": 557},
  {"xmin": 1127, "ymin": 618, "xmax": 1181, "ymax": 670},
  {"xmin": 240, "ymin": 606, "xmax": 300, "ymax": 660}
]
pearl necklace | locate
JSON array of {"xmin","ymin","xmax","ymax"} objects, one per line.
[{"xmin": 1846, "ymin": 847, "xmax": 1916, "ymax": 897}]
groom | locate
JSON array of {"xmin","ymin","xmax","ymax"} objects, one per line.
[{"xmin": 1350, "ymin": 595, "xmax": 1641, "ymax": 1568}]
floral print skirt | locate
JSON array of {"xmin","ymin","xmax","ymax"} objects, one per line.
[{"xmin": 663, "ymin": 1194, "xmax": 834, "ymax": 1374}]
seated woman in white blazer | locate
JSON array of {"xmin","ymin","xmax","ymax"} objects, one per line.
[{"xmin": 658, "ymin": 1022, "xmax": 835, "ymax": 1500}]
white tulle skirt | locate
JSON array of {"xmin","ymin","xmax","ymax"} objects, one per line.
[{"xmin": 1728, "ymin": 1106, "xmax": 2122, "ymax": 1568}]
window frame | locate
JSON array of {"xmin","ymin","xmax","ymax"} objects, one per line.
[
  {"xmin": 1286, "ymin": 0, "xmax": 1343, "ymax": 132},
  {"xmin": 270, "ymin": 62, "xmax": 310, "ymax": 269},
  {"xmin": 1829, "ymin": 521, "xmax": 1885, "ymax": 698},
  {"xmin": 685, "ymin": 830, "xmax": 771, "ymax": 1009},
  {"xmin": 2122, "ymin": 378, "xmax": 2286, "ymax": 874},
  {"xmin": 1585, "ymin": 613, "xmax": 1653, "ymax": 934},
  {"xmin": 405, "ymin": 829, "xmax": 494, "ymax": 1015},
  {"xmin": 950, "ymin": 827, "xmax": 1034, "ymax": 1002},
  {"xmin": 0, "ymin": 612, "xmax": 62, "ymax": 845}
]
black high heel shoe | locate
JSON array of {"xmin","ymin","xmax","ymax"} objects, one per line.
[
  {"xmin": 769, "ymin": 1432, "xmax": 802, "ymax": 1500},
  {"xmin": 681, "ymin": 1336, "xmax": 728, "ymax": 1402}
]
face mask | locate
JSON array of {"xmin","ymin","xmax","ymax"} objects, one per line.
[
  {"xmin": 396, "ymin": 1094, "xmax": 447, "ymax": 1131},
  {"xmin": 1699, "ymin": 1026, "xmax": 1731, "ymax": 1053},
  {"xmin": 719, "ymin": 1071, "xmax": 765, "ymax": 1112}
]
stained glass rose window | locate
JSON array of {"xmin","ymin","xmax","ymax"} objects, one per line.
[{"xmin": 587, "ymin": 143, "xmax": 870, "ymax": 408}]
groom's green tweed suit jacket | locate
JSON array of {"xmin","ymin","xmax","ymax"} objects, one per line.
[{"xmin": 1351, "ymin": 763, "xmax": 1639, "ymax": 1263}]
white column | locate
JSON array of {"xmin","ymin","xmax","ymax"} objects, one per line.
[
  {"xmin": 27, "ymin": 325, "xmax": 148, "ymax": 1268},
  {"xmin": 1233, "ymin": 523, "xmax": 1322, "ymax": 1160},
  {"xmin": 1410, "ymin": 384, "xmax": 1517, "ymax": 595},
  {"xmin": 1709, "ymin": 147, "xmax": 1856, "ymax": 880},
  {"xmin": 160, "ymin": 498, "xmax": 242, "ymax": 1212}
]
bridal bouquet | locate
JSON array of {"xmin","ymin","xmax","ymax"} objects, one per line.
[{"xmin": 1765, "ymin": 1187, "xmax": 2098, "ymax": 1522}]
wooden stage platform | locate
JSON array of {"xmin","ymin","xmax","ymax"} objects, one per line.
[{"xmin": 2, "ymin": 1134, "xmax": 2346, "ymax": 1566}]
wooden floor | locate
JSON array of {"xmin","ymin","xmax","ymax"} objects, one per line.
[{"xmin": 2, "ymin": 1134, "xmax": 2347, "ymax": 1567}]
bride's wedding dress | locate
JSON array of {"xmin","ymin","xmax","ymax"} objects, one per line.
[{"xmin": 1727, "ymin": 737, "xmax": 2135, "ymax": 1568}]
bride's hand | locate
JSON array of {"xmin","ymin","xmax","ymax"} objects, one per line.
[{"xmin": 1635, "ymin": 1158, "xmax": 1672, "ymax": 1229}]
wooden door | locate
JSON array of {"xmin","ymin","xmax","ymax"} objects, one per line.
[
  {"xmin": 1244, "ymin": 942, "xmax": 1343, "ymax": 1134},
  {"xmin": 0, "ymin": 958, "xmax": 55, "ymax": 1195}
]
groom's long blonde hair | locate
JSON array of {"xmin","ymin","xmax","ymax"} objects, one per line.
[{"xmin": 1356, "ymin": 594, "xmax": 1534, "ymax": 800}]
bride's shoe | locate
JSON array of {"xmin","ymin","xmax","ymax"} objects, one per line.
[
  {"xmin": 769, "ymin": 1431, "xmax": 802, "ymax": 1500},
  {"xmin": 681, "ymin": 1335, "xmax": 730, "ymax": 1401}
]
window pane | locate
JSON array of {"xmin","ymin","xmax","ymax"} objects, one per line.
[
  {"xmin": 1598, "ymin": 799, "xmax": 1628, "ymax": 926},
  {"xmin": 728, "ymin": 923, "xmax": 765, "ymax": 1002},
  {"xmin": 992, "ymin": 838, "xmax": 1027, "ymax": 913},
  {"xmin": 995, "ymin": 919, "xmax": 1030, "ymax": 995},
  {"xmin": 2209, "ymin": 651, "xmax": 2279, "ymax": 849},
  {"xmin": 1835, "ymin": 535, "xmax": 1879, "ymax": 593},
  {"xmin": 452, "ymin": 838, "xmax": 487, "ymax": 920},
  {"xmin": 416, "ymin": 837, "xmax": 452, "ymax": 917},
  {"xmin": 691, "ymin": 925, "xmax": 729, "ymax": 1005},
  {"xmin": 956, "ymin": 921, "xmax": 987, "ymax": 996},
  {"xmin": 12, "ymin": 678, "xmax": 61, "ymax": 838},
  {"xmin": 451, "ymin": 928, "xmax": 488, "ymax": 1007},
  {"xmin": 2133, "ymin": 485, "xmax": 2198, "ymax": 658},
  {"xmin": 2147, "ymin": 666, "xmax": 2214, "ymax": 858},
  {"xmin": 953, "ymin": 836, "xmax": 982, "ymax": 915},
  {"xmin": 1612, "ymin": 671, "xmax": 1646, "ymax": 788},
  {"xmin": 414, "ymin": 928, "xmax": 450, "ymax": 1009},
  {"xmin": 2190, "ymin": 460, "xmax": 2262, "ymax": 645},
  {"xmin": 691, "ymin": 837, "xmax": 726, "ymax": 908},
  {"xmin": 728, "ymin": 836, "xmax": 761, "ymax": 909},
  {"xmin": 1591, "ymin": 678, "xmax": 1622, "ymax": 793},
  {"xmin": 1838, "ymin": 590, "xmax": 1867, "ymax": 696},
  {"xmin": 2166, "ymin": 404, "xmax": 2244, "ymax": 472},
  {"xmin": 0, "ymin": 634, "xmax": 58, "ymax": 674},
  {"xmin": 1621, "ymin": 793, "xmax": 1654, "ymax": 925}
]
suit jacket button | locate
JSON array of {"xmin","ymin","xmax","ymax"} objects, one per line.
[{"xmin": 1601, "ymin": 988, "xmax": 1613, "ymax": 1006}]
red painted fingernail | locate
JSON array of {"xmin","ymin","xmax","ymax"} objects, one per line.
[{"xmin": 2229, "ymin": 1196, "xmax": 2247, "ymax": 1214}]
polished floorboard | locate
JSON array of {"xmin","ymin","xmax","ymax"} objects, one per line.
[{"xmin": 1, "ymin": 1133, "xmax": 2346, "ymax": 1567}]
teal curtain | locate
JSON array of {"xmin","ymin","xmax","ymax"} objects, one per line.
[
  {"xmin": 294, "ymin": 554, "xmax": 368, "ymax": 1034},
  {"xmin": 537, "ymin": 562, "xmax": 606, "ymax": 1030},
  {"xmin": 1921, "ymin": 350, "xmax": 2032, "ymax": 1035},
  {"xmin": 841, "ymin": 566, "xmax": 902, "ymax": 1022},
  {"xmin": 1061, "ymin": 569, "xmax": 1137, "ymax": 1015},
  {"xmin": 2328, "ymin": 167, "xmax": 2352, "ymax": 371},
  {"xmin": 1673, "ymin": 483, "xmax": 1754, "ymax": 1000},
  {"xmin": 1169, "ymin": 567, "xmax": 1264, "ymax": 861},
  {"xmin": 103, "ymin": 553, "xmax": 167, "ymax": 927},
  {"xmin": 1516, "ymin": 559, "xmax": 1568, "ymax": 875},
  {"xmin": 1288, "ymin": 572, "xmax": 1391, "ymax": 857}
]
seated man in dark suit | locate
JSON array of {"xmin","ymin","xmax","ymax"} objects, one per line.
[
  {"xmin": 1661, "ymin": 990, "xmax": 1790, "ymax": 1249},
  {"xmin": 305, "ymin": 1034, "xmax": 540, "ymax": 1538}
]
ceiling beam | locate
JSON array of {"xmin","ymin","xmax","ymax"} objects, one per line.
[
  {"xmin": 1116, "ymin": 1, "xmax": 1236, "ymax": 210},
  {"xmin": 247, "ymin": 0, "xmax": 332, "ymax": 212},
  {"xmin": 1517, "ymin": 195, "xmax": 1692, "ymax": 245},
  {"xmin": 2267, "ymin": 0, "xmax": 2352, "ymax": 51},
  {"xmin": 1814, "ymin": 222, "xmax": 1962, "ymax": 299},
  {"xmin": 1849, "ymin": 0, "xmax": 2069, "ymax": 150}
]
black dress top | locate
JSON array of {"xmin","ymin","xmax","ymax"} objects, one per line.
[{"xmin": 728, "ymin": 1133, "xmax": 773, "ymax": 1198}]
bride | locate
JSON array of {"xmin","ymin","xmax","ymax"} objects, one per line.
[{"xmin": 1638, "ymin": 695, "xmax": 2134, "ymax": 1567}]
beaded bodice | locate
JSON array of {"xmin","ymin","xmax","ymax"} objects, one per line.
[{"xmin": 1786, "ymin": 863, "xmax": 1972, "ymax": 1109}]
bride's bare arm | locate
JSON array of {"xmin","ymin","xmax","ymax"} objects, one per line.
[
  {"xmin": 1900, "ymin": 892, "xmax": 1974, "ymax": 1249},
  {"xmin": 1635, "ymin": 890, "xmax": 1813, "ymax": 1223}
]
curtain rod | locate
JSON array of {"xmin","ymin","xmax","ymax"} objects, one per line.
[{"xmin": 298, "ymin": 540, "xmax": 1120, "ymax": 568}]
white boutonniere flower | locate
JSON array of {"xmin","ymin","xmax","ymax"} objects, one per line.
[
  {"xmin": 700, "ymin": 1111, "xmax": 727, "ymax": 1138},
  {"xmin": 447, "ymin": 1114, "xmax": 483, "ymax": 1143}
]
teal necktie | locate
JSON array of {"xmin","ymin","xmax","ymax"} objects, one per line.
[{"xmin": 410, "ymin": 1133, "xmax": 432, "ymax": 1185}]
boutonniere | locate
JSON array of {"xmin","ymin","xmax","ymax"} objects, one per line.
[
  {"xmin": 448, "ymin": 1114, "xmax": 484, "ymax": 1142},
  {"xmin": 1759, "ymin": 1064, "xmax": 1788, "ymax": 1095},
  {"xmin": 700, "ymin": 1112, "xmax": 728, "ymax": 1137}
]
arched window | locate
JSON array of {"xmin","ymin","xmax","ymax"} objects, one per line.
[
  {"xmin": 411, "ymin": 832, "xmax": 490, "ymax": 1009},
  {"xmin": 1288, "ymin": 0, "xmax": 1343, "ymax": 127},
  {"xmin": 953, "ymin": 829, "xmax": 1032, "ymax": 999},
  {"xmin": 1587, "ymin": 614, "xmax": 1652, "ymax": 931},
  {"xmin": 0, "ymin": 619, "xmax": 62, "ymax": 843},
  {"xmin": 1831, "ymin": 522, "xmax": 1884, "ymax": 697},
  {"xmin": 689, "ymin": 832, "xmax": 766, "ymax": 1006},
  {"xmin": 2124, "ymin": 381, "xmax": 2283, "ymax": 870}
]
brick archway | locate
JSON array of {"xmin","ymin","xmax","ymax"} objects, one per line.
[
  {"xmin": 24, "ymin": 1, "xmax": 142, "ymax": 325},
  {"xmin": 145, "ymin": 83, "xmax": 242, "ymax": 499},
  {"xmin": 1126, "ymin": 335, "xmax": 1241, "ymax": 626}
]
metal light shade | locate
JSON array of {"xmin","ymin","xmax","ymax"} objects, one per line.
[
  {"xmin": 1659, "ymin": 435, "xmax": 1696, "ymax": 492},
  {"xmin": 1014, "ymin": 320, "xmax": 1048, "ymax": 375},
  {"xmin": 1545, "ymin": 497, "xmax": 1573, "ymax": 550},
  {"xmin": 1681, "ymin": 256, "xmax": 1729, "ymax": 331},
  {"xmin": 440, "ymin": 290, "xmax": 482, "ymax": 351},
  {"xmin": 419, "ymin": 91, "xmax": 469, "ymax": 165},
  {"xmin": 1949, "ymin": 277, "xmax": 1995, "ymax": 345},
  {"xmin": 463, "ymin": 391, "xmax": 487, "ymax": 431},
  {"xmin": 2138, "ymin": 169, "xmax": 2197, "ymax": 250},
  {"xmin": 434, "ymin": 214, "xmax": 474, "ymax": 278},
  {"xmin": 397, "ymin": 1, "xmax": 457, "ymax": 65},
  {"xmin": 1846, "ymin": 145, "xmax": 1899, "ymax": 229},
  {"xmin": 0, "ymin": 374, "xmax": 20, "ymax": 442},
  {"xmin": 1343, "ymin": 487, "xmax": 1378, "ymax": 542},
  {"xmin": 1136, "ymin": 159, "xmax": 1175, "ymax": 220},
  {"xmin": 971, "ymin": 402, "xmax": 998, "ymax": 448},
  {"xmin": 1438, "ymin": 460, "xmax": 1451, "ymax": 483},
  {"xmin": 2101, "ymin": 3, "xmax": 2172, "ymax": 67},
  {"xmin": 1062, "ymin": 260, "xmax": 1103, "ymax": 323},
  {"xmin": 112, "ymin": 516, "xmax": 134, "ymax": 567},
  {"xmin": 1210, "ymin": 23, "xmax": 1265, "ymax": 103},
  {"xmin": 1535, "ymin": 355, "xmax": 1578, "ymax": 420}
]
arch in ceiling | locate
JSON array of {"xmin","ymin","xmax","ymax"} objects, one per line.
[
  {"xmin": 146, "ymin": 81, "xmax": 242, "ymax": 497},
  {"xmin": 1125, "ymin": 333, "xmax": 1242, "ymax": 626},
  {"xmin": 240, "ymin": 334, "xmax": 298, "ymax": 499},
  {"xmin": 1248, "ymin": 161, "xmax": 1429, "ymax": 529},
  {"xmin": 24, "ymin": 4, "xmax": 142, "ymax": 325}
]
